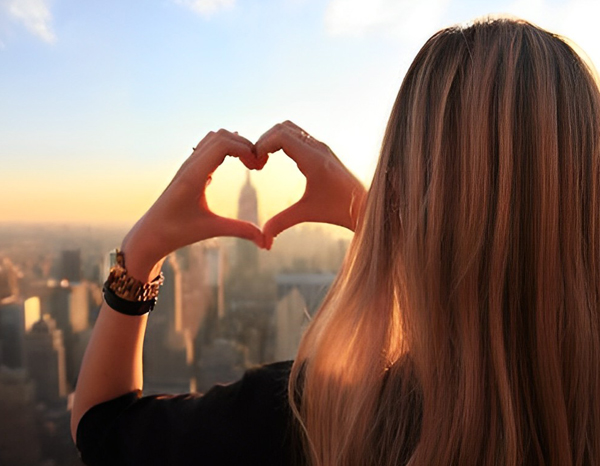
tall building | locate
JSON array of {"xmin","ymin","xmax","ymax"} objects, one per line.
[
  {"xmin": 275, "ymin": 272, "xmax": 336, "ymax": 315},
  {"xmin": 0, "ymin": 299, "xmax": 25, "ymax": 369},
  {"xmin": 0, "ymin": 259, "xmax": 25, "ymax": 369},
  {"xmin": 222, "ymin": 177, "xmax": 281, "ymax": 365},
  {"xmin": 41, "ymin": 280, "xmax": 70, "ymax": 334},
  {"xmin": 189, "ymin": 241, "xmax": 224, "ymax": 347},
  {"xmin": 273, "ymin": 287, "xmax": 309, "ymax": 361},
  {"xmin": 0, "ymin": 367, "xmax": 42, "ymax": 466},
  {"xmin": 0, "ymin": 257, "xmax": 20, "ymax": 300},
  {"xmin": 102, "ymin": 249, "xmax": 118, "ymax": 285},
  {"xmin": 235, "ymin": 172, "xmax": 259, "ymax": 273},
  {"xmin": 202, "ymin": 241, "xmax": 225, "ymax": 321},
  {"xmin": 69, "ymin": 281, "xmax": 90, "ymax": 334},
  {"xmin": 238, "ymin": 171, "xmax": 259, "ymax": 225},
  {"xmin": 0, "ymin": 270, "xmax": 10, "ymax": 301},
  {"xmin": 24, "ymin": 296, "xmax": 41, "ymax": 332},
  {"xmin": 266, "ymin": 273, "xmax": 335, "ymax": 361},
  {"xmin": 25, "ymin": 314, "xmax": 68, "ymax": 403},
  {"xmin": 142, "ymin": 243, "xmax": 227, "ymax": 393},
  {"xmin": 40, "ymin": 280, "xmax": 91, "ymax": 385},
  {"xmin": 143, "ymin": 256, "xmax": 189, "ymax": 394},
  {"xmin": 60, "ymin": 249, "xmax": 81, "ymax": 282}
]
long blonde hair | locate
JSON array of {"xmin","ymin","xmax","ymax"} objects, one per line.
[{"xmin": 290, "ymin": 18, "xmax": 600, "ymax": 465}]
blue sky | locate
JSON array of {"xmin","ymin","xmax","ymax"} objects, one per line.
[{"xmin": 1, "ymin": 0, "xmax": 599, "ymax": 225}]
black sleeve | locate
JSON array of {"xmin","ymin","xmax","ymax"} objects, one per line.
[{"xmin": 76, "ymin": 361, "xmax": 299, "ymax": 466}]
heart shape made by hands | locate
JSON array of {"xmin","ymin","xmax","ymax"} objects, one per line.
[
  {"xmin": 202, "ymin": 121, "xmax": 365, "ymax": 249},
  {"xmin": 205, "ymin": 151, "xmax": 306, "ymax": 243}
]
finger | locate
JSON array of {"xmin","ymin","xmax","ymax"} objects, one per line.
[
  {"xmin": 254, "ymin": 124, "xmax": 283, "ymax": 158},
  {"xmin": 280, "ymin": 121, "xmax": 323, "ymax": 149},
  {"xmin": 255, "ymin": 122, "xmax": 304, "ymax": 163},
  {"xmin": 255, "ymin": 151, "xmax": 269, "ymax": 170},
  {"xmin": 201, "ymin": 138, "xmax": 257, "ymax": 176},
  {"xmin": 235, "ymin": 145, "xmax": 260, "ymax": 170},
  {"xmin": 264, "ymin": 233, "xmax": 274, "ymax": 251},
  {"xmin": 210, "ymin": 215, "xmax": 266, "ymax": 249},
  {"xmin": 281, "ymin": 120, "xmax": 310, "ymax": 136},
  {"xmin": 263, "ymin": 200, "xmax": 312, "ymax": 240},
  {"xmin": 194, "ymin": 129, "xmax": 259, "ymax": 170},
  {"xmin": 255, "ymin": 124, "xmax": 321, "ymax": 177},
  {"xmin": 281, "ymin": 121, "xmax": 326, "ymax": 153},
  {"xmin": 203, "ymin": 128, "xmax": 255, "ymax": 151},
  {"xmin": 245, "ymin": 146, "xmax": 262, "ymax": 170},
  {"xmin": 191, "ymin": 130, "xmax": 217, "ymax": 154},
  {"xmin": 213, "ymin": 130, "xmax": 261, "ymax": 170}
]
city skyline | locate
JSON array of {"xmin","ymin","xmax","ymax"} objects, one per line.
[{"xmin": 0, "ymin": 176, "xmax": 349, "ymax": 464}]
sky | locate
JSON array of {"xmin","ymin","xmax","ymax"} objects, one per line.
[{"xmin": 1, "ymin": 0, "xmax": 599, "ymax": 227}]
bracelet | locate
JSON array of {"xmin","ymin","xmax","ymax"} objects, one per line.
[
  {"xmin": 102, "ymin": 249, "xmax": 164, "ymax": 316},
  {"xmin": 103, "ymin": 285, "xmax": 157, "ymax": 315}
]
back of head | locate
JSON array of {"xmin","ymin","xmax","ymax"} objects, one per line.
[{"xmin": 290, "ymin": 17, "xmax": 600, "ymax": 466}]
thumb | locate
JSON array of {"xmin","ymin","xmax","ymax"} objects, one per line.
[
  {"xmin": 263, "ymin": 201, "xmax": 311, "ymax": 247},
  {"xmin": 210, "ymin": 215, "xmax": 266, "ymax": 249}
]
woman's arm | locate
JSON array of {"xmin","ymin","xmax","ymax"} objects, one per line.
[{"xmin": 70, "ymin": 129, "xmax": 264, "ymax": 442}]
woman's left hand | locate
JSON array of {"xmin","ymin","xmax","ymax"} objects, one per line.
[
  {"xmin": 72, "ymin": 129, "xmax": 264, "ymax": 443},
  {"xmin": 120, "ymin": 129, "xmax": 265, "ymax": 282}
]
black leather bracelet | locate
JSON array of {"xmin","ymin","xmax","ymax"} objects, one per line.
[{"xmin": 103, "ymin": 281, "xmax": 157, "ymax": 316}]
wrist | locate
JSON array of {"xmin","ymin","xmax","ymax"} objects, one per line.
[
  {"xmin": 120, "ymin": 236, "xmax": 165, "ymax": 283},
  {"xmin": 103, "ymin": 249, "xmax": 164, "ymax": 316}
]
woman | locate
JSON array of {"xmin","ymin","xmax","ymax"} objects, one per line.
[{"xmin": 71, "ymin": 17, "xmax": 600, "ymax": 465}]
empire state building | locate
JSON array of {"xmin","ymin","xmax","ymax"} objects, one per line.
[
  {"xmin": 237, "ymin": 171, "xmax": 258, "ymax": 225},
  {"xmin": 236, "ymin": 172, "xmax": 259, "ymax": 272}
]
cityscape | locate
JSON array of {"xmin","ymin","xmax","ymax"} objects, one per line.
[
  {"xmin": 2, "ymin": 1, "xmax": 600, "ymax": 465},
  {"xmin": 0, "ymin": 175, "xmax": 350, "ymax": 466}
]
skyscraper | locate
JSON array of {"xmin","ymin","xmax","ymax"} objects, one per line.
[
  {"xmin": 203, "ymin": 242, "xmax": 224, "ymax": 321},
  {"xmin": 0, "ymin": 259, "xmax": 25, "ymax": 369},
  {"xmin": 0, "ymin": 257, "xmax": 20, "ymax": 300},
  {"xmin": 139, "ymin": 243, "xmax": 227, "ymax": 393},
  {"xmin": 273, "ymin": 287, "xmax": 309, "ymax": 361},
  {"xmin": 0, "ymin": 299, "xmax": 25, "ymax": 369},
  {"xmin": 24, "ymin": 296, "xmax": 41, "ymax": 332},
  {"xmin": 237, "ymin": 171, "xmax": 259, "ymax": 225},
  {"xmin": 235, "ymin": 172, "xmax": 259, "ymax": 273},
  {"xmin": 0, "ymin": 367, "xmax": 42, "ymax": 466},
  {"xmin": 25, "ymin": 314, "xmax": 68, "ymax": 403},
  {"xmin": 69, "ymin": 282, "xmax": 90, "ymax": 334},
  {"xmin": 60, "ymin": 249, "xmax": 81, "ymax": 283},
  {"xmin": 40, "ymin": 280, "xmax": 91, "ymax": 385},
  {"xmin": 143, "ymin": 256, "xmax": 188, "ymax": 394},
  {"xmin": 275, "ymin": 272, "xmax": 336, "ymax": 315}
]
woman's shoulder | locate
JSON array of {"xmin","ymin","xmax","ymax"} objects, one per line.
[
  {"xmin": 242, "ymin": 359, "xmax": 294, "ymax": 384},
  {"xmin": 76, "ymin": 360, "xmax": 298, "ymax": 466},
  {"xmin": 215, "ymin": 359, "xmax": 294, "ymax": 419}
]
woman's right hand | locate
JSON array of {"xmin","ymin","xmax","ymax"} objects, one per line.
[{"xmin": 255, "ymin": 121, "xmax": 367, "ymax": 249}]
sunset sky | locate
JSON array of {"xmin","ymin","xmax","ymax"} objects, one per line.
[{"xmin": 1, "ymin": 0, "xmax": 599, "ymax": 226}]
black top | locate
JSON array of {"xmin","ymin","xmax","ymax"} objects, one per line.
[{"xmin": 76, "ymin": 360, "xmax": 302, "ymax": 466}]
